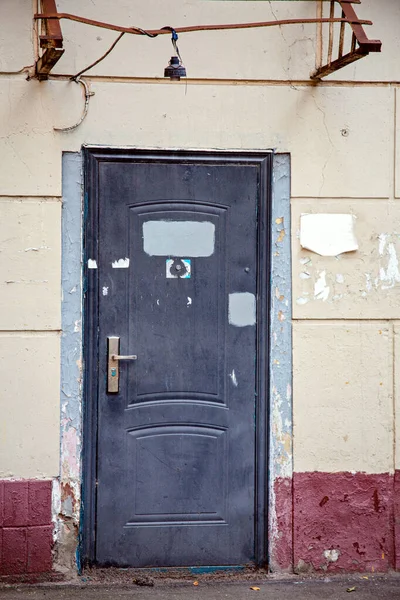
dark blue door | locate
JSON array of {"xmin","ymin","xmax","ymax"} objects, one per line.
[{"xmin": 86, "ymin": 151, "xmax": 270, "ymax": 567}]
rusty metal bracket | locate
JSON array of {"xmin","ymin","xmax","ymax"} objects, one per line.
[
  {"xmin": 311, "ymin": 0, "xmax": 381, "ymax": 80},
  {"xmin": 35, "ymin": 0, "xmax": 64, "ymax": 80}
]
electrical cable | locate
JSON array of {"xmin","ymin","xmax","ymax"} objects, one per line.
[
  {"xmin": 161, "ymin": 27, "xmax": 184, "ymax": 64},
  {"xmin": 71, "ymin": 26, "xmax": 185, "ymax": 80},
  {"xmin": 34, "ymin": 14, "xmax": 373, "ymax": 37},
  {"xmin": 72, "ymin": 32, "xmax": 125, "ymax": 80},
  {"xmin": 53, "ymin": 77, "xmax": 93, "ymax": 132},
  {"xmin": 0, "ymin": 65, "xmax": 35, "ymax": 76}
]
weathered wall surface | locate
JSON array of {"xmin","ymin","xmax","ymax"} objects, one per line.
[{"xmin": 0, "ymin": 0, "xmax": 399, "ymax": 576}]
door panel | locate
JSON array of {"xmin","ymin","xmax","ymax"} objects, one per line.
[{"xmin": 85, "ymin": 151, "xmax": 270, "ymax": 568}]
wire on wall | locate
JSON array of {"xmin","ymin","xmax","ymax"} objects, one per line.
[{"xmin": 53, "ymin": 77, "xmax": 93, "ymax": 132}]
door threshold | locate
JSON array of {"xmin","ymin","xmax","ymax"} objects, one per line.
[{"xmin": 81, "ymin": 565, "xmax": 267, "ymax": 584}]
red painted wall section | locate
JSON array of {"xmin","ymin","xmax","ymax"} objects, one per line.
[
  {"xmin": 292, "ymin": 472, "xmax": 395, "ymax": 573},
  {"xmin": 395, "ymin": 471, "xmax": 400, "ymax": 571},
  {"xmin": 273, "ymin": 477, "xmax": 293, "ymax": 570},
  {"xmin": 0, "ymin": 480, "xmax": 53, "ymax": 576}
]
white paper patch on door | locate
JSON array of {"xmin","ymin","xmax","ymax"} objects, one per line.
[
  {"xmin": 228, "ymin": 292, "xmax": 256, "ymax": 327},
  {"xmin": 300, "ymin": 214, "xmax": 358, "ymax": 256},
  {"xmin": 143, "ymin": 221, "xmax": 215, "ymax": 257}
]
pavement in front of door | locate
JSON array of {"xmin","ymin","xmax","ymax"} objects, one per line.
[{"xmin": 0, "ymin": 573, "xmax": 399, "ymax": 600}]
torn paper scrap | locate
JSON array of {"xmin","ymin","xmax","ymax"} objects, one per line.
[{"xmin": 300, "ymin": 213, "xmax": 358, "ymax": 257}]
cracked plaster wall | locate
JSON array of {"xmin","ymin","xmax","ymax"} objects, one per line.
[{"xmin": 1, "ymin": 0, "xmax": 400, "ymax": 575}]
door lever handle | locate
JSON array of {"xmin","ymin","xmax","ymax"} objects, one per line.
[
  {"xmin": 107, "ymin": 337, "xmax": 137, "ymax": 393},
  {"xmin": 111, "ymin": 354, "xmax": 137, "ymax": 361}
]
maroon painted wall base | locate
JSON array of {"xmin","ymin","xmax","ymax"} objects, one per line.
[
  {"xmin": 0, "ymin": 480, "xmax": 53, "ymax": 576},
  {"xmin": 274, "ymin": 471, "xmax": 400, "ymax": 573},
  {"xmin": 1, "ymin": 474, "xmax": 398, "ymax": 575}
]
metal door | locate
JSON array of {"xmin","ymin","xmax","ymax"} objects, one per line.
[{"xmin": 84, "ymin": 150, "xmax": 271, "ymax": 567}]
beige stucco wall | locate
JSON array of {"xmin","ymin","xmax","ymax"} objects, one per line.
[{"xmin": 0, "ymin": 0, "xmax": 399, "ymax": 479}]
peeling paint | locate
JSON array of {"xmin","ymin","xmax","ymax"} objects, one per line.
[
  {"xmin": 229, "ymin": 369, "xmax": 238, "ymax": 387},
  {"xmin": 314, "ymin": 271, "xmax": 330, "ymax": 301},
  {"xmin": 5, "ymin": 279, "xmax": 48, "ymax": 284},
  {"xmin": 300, "ymin": 257, "xmax": 312, "ymax": 266},
  {"xmin": 102, "ymin": 286, "xmax": 108, "ymax": 296},
  {"xmin": 269, "ymin": 155, "xmax": 292, "ymax": 572},
  {"xmin": 23, "ymin": 246, "xmax": 51, "ymax": 252},
  {"xmin": 59, "ymin": 153, "xmax": 83, "ymax": 573},
  {"xmin": 87, "ymin": 259, "xmax": 97, "ymax": 269},
  {"xmin": 324, "ymin": 549, "xmax": 340, "ymax": 563},
  {"xmin": 277, "ymin": 228, "xmax": 286, "ymax": 243},
  {"xmin": 363, "ymin": 234, "xmax": 400, "ymax": 295},
  {"xmin": 379, "ymin": 242, "xmax": 400, "ymax": 289},
  {"xmin": 378, "ymin": 233, "xmax": 388, "ymax": 256},
  {"xmin": 112, "ymin": 257, "xmax": 130, "ymax": 268}
]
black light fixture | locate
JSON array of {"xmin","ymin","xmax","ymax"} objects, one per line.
[{"xmin": 163, "ymin": 28, "xmax": 186, "ymax": 80}]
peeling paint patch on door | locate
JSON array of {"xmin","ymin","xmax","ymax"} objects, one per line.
[
  {"xmin": 300, "ymin": 214, "xmax": 358, "ymax": 256},
  {"xmin": 112, "ymin": 257, "xmax": 130, "ymax": 269},
  {"xmin": 228, "ymin": 292, "xmax": 256, "ymax": 327},
  {"xmin": 87, "ymin": 259, "xmax": 97, "ymax": 269},
  {"xmin": 143, "ymin": 221, "xmax": 215, "ymax": 257},
  {"xmin": 229, "ymin": 369, "xmax": 238, "ymax": 387}
]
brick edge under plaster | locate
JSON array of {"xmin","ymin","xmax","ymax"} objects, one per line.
[{"xmin": 0, "ymin": 480, "xmax": 53, "ymax": 576}]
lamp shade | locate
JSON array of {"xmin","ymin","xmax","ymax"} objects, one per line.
[{"xmin": 164, "ymin": 56, "xmax": 187, "ymax": 80}]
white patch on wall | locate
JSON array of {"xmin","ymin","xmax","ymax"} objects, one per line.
[
  {"xmin": 324, "ymin": 549, "xmax": 340, "ymax": 563},
  {"xmin": 378, "ymin": 233, "xmax": 388, "ymax": 256},
  {"xmin": 314, "ymin": 271, "xmax": 330, "ymax": 301},
  {"xmin": 87, "ymin": 259, "xmax": 97, "ymax": 269},
  {"xmin": 228, "ymin": 292, "xmax": 256, "ymax": 327},
  {"xmin": 300, "ymin": 213, "xmax": 358, "ymax": 256},
  {"xmin": 187, "ymin": 296, "xmax": 192, "ymax": 306},
  {"xmin": 364, "ymin": 234, "xmax": 400, "ymax": 294},
  {"xmin": 112, "ymin": 257, "xmax": 130, "ymax": 269},
  {"xmin": 143, "ymin": 221, "xmax": 215, "ymax": 257},
  {"xmin": 378, "ymin": 235, "xmax": 400, "ymax": 289},
  {"xmin": 102, "ymin": 286, "xmax": 108, "ymax": 296}
]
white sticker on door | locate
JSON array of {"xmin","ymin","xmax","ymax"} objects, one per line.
[{"xmin": 166, "ymin": 258, "xmax": 191, "ymax": 279}]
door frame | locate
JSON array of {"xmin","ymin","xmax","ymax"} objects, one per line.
[{"xmin": 75, "ymin": 148, "xmax": 291, "ymax": 569}]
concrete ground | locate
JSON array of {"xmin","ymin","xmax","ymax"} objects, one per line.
[{"xmin": 0, "ymin": 575, "xmax": 399, "ymax": 600}]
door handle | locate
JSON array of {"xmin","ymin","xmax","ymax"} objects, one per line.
[{"xmin": 107, "ymin": 336, "xmax": 137, "ymax": 393}]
